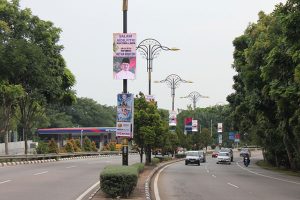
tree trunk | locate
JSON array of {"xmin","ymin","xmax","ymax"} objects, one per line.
[
  {"xmin": 139, "ymin": 147, "xmax": 144, "ymax": 163},
  {"xmin": 145, "ymin": 145, "xmax": 151, "ymax": 165},
  {"xmin": 24, "ymin": 128, "xmax": 28, "ymax": 155},
  {"xmin": 5, "ymin": 131, "xmax": 9, "ymax": 155},
  {"xmin": 283, "ymin": 134, "xmax": 295, "ymax": 169}
]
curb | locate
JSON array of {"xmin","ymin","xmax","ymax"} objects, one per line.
[
  {"xmin": 144, "ymin": 158, "xmax": 184, "ymax": 200},
  {"xmin": 0, "ymin": 153, "xmax": 138, "ymax": 168}
]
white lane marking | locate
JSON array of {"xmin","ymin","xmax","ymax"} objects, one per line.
[
  {"xmin": 236, "ymin": 161, "xmax": 300, "ymax": 185},
  {"xmin": 33, "ymin": 171, "xmax": 48, "ymax": 176},
  {"xmin": 154, "ymin": 163, "xmax": 173, "ymax": 200},
  {"xmin": 75, "ymin": 181, "xmax": 99, "ymax": 200},
  {"xmin": 227, "ymin": 182, "xmax": 239, "ymax": 188},
  {"xmin": 0, "ymin": 180, "xmax": 11, "ymax": 184},
  {"xmin": 206, "ymin": 170, "xmax": 209, "ymax": 173},
  {"xmin": 66, "ymin": 166, "xmax": 76, "ymax": 169},
  {"xmin": 212, "ymin": 175, "xmax": 216, "ymax": 178},
  {"xmin": 205, "ymin": 166, "xmax": 207, "ymax": 170}
]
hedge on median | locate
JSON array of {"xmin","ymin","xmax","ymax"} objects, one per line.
[{"xmin": 100, "ymin": 162, "xmax": 144, "ymax": 198}]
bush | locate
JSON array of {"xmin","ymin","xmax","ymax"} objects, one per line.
[
  {"xmin": 65, "ymin": 140, "xmax": 74, "ymax": 153},
  {"xmin": 83, "ymin": 136, "xmax": 92, "ymax": 151},
  {"xmin": 100, "ymin": 165, "xmax": 138, "ymax": 198},
  {"xmin": 48, "ymin": 138, "xmax": 59, "ymax": 154},
  {"xmin": 131, "ymin": 163, "xmax": 145, "ymax": 173},
  {"xmin": 175, "ymin": 154, "xmax": 186, "ymax": 158},
  {"xmin": 151, "ymin": 157, "xmax": 160, "ymax": 166},
  {"xmin": 36, "ymin": 142, "xmax": 49, "ymax": 154},
  {"xmin": 91, "ymin": 141, "xmax": 98, "ymax": 152},
  {"xmin": 70, "ymin": 139, "xmax": 81, "ymax": 152}
]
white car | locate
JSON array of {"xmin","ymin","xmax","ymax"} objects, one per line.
[
  {"xmin": 217, "ymin": 152, "xmax": 231, "ymax": 164},
  {"xmin": 185, "ymin": 151, "xmax": 201, "ymax": 166}
]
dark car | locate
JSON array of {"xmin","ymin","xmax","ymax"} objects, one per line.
[{"xmin": 198, "ymin": 150, "xmax": 206, "ymax": 162}]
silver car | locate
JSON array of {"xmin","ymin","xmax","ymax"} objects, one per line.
[
  {"xmin": 217, "ymin": 152, "xmax": 231, "ymax": 164},
  {"xmin": 185, "ymin": 151, "xmax": 201, "ymax": 166}
]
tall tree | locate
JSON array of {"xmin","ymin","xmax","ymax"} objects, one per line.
[{"xmin": 0, "ymin": 0, "xmax": 76, "ymax": 154}]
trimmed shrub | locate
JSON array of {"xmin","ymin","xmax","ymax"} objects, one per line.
[
  {"xmin": 36, "ymin": 142, "xmax": 49, "ymax": 154},
  {"xmin": 91, "ymin": 141, "xmax": 98, "ymax": 152},
  {"xmin": 83, "ymin": 136, "xmax": 92, "ymax": 151},
  {"xmin": 48, "ymin": 138, "xmax": 59, "ymax": 154},
  {"xmin": 151, "ymin": 157, "xmax": 160, "ymax": 166},
  {"xmin": 70, "ymin": 139, "xmax": 81, "ymax": 152},
  {"xmin": 100, "ymin": 165, "xmax": 138, "ymax": 198},
  {"xmin": 65, "ymin": 140, "xmax": 74, "ymax": 153},
  {"xmin": 131, "ymin": 163, "xmax": 145, "ymax": 173}
]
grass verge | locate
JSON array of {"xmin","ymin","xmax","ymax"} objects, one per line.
[{"xmin": 256, "ymin": 160, "xmax": 300, "ymax": 177}]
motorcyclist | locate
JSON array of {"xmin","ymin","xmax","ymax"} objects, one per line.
[{"xmin": 243, "ymin": 153, "xmax": 250, "ymax": 166}]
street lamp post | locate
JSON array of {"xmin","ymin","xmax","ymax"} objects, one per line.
[
  {"xmin": 180, "ymin": 91, "xmax": 209, "ymax": 110},
  {"xmin": 155, "ymin": 74, "xmax": 192, "ymax": 111},
  {"xmin": 137, "ymin": 38, "xmax": 179, "ymax": 95}
]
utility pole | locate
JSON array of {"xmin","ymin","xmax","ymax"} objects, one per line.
[{"xmin": 122, "ymin": 0, "xmax": 128, "ymax": 166}]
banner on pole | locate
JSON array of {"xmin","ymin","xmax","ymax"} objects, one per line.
[
  {"xmin": 217, "ymin": 123, "xmax": 223, "ymax": 133},
  {"xmin": 113, "ymin": 33, "xmax": 136, "ymax": 80},
  {"xmin": 192, "ymin": 120, "xmax": 198, "ymax": 132},
  {"xmin": 116, "ymin": 93, "xmax": 134, "ymax": 138},
  {"xmin": 169, "ymin": 110, "xmax": 177, "ymax": 126},
  {"xmin": 185, "ymin": 118, "xmax": 193, "ymax": 132}
]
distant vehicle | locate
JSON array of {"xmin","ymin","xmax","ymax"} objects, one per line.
[
  {"xmin": 212, "ymin": 150, "xmax": 219, "ymax": 158},
  {"xmin": 217, "ymin": 152, "xmax": 231, "ymax": 164},
  {"xmin": 185, "ymin": 151, "xmax": 201, "ymax": 166},
  {"xmin": 220, "ymin": 148, "xmax": 233, "ymax": 162},
  {"xmin": 240, "ymin": 148, "xmax": 251, "ymax": 157},
  {"xmin": 198, "ymin": 150, "xmax": 206, "ymax": 163}
]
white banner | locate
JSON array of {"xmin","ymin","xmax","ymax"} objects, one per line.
[
  {"xmin": 192, "ymin": 120, "xmax": 198, "ymax": 132},
  {"xmin": 218, "ymin": 134, "xmax": 222, "ymax": 144},
  {"xmin": 217, "ymin": 123, "xmax": 223, "ymax": 133},
  {"xmin": 116, "ymin": 122, "xmax": 132, "ymax": 138},
  {"xmin": 169, "ymin": 111, "xmax": 177, "ymax": 126}
]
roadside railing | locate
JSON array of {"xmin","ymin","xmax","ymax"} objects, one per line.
[{"xmin": 0, "ymin": 151, "xmax": 138, "ymax": 163}]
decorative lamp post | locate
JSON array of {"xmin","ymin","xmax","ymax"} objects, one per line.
[
  {"xmin": 180, "ymin": 91, "xmax": 209, "ymax": 110},
  {"xmin": 137, "ymin": 38, "xmax": 179, "ymax": 95},
  {"xmin": 155, "ymin": 74, "xmax": 192, "ymax": 111}
]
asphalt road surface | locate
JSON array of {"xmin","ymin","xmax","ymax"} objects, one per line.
[
  {"xmin": 154, "ymin": 151, "xmax": 300, "ymax": 200},
  {"xmin": 0, "ymin": 154, "xmax": 140, "ymax": 200}
]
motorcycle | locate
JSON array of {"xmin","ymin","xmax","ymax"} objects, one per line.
[{"xmin": 243, "ymin": 156, "xmax": 250, "ymax": 167}]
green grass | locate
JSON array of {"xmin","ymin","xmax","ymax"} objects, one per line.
[{"xmin": 256, "ymin": 160, "xmax": 300, "ymax": 177}]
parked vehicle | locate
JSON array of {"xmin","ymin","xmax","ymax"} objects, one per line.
[
  {"xmin": 212, "ymin": 150, "xmax": 219, "ymax": 158},
  {"xmin": 198, "ymin": 150, "xmax": 206, "ymax": 162},
  {"xmin": 240, "ymin": 148, "xmax": 251, "ymax": 157},
  {"xmin": 185, "ymin": 151, "xmax": 201, "ymax": 166},
  {"xmin": 217, "ymin": 152, "xmax": 231, "ymax": 164}
]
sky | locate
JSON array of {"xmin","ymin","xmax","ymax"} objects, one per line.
[{"xmin": 20, "ymin": 0, "xmax": 287, "ymax": 111}]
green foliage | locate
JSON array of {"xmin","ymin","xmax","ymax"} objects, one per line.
[
  {"xmin": 48, "ymin": 138, "xmax": 59, "ymax": 154},
  {"xmin": 100, "ymin": 165, "xmax": 138, "ymax": 198},
  {"xmin": 134, "ymin": 92, "xmax": 169, "ymax": 164},
  {"xmin": 91, "ymin": 141, "xmax": 98, "ymax": 152},
  {"xmin": 83, "ymin": 136, "xmax": 92, "ymax": 152},
  {"xmin": 65, "ymin": 140, "xmax": 74, "ymax": 153},
  {"xmin": 36, "ymin": 141, "xmax": 49, "ymax": 154},
  {"xmin": 131, "ymin": 162, "xmax": 145, "ymax": 173},
  {"xmin": 228, "ymin": 1, "xmax": 300, "ymax": 170},
  {"xmin": 151, "ymin": 157, "xmax": 160, "ymax": 166}
]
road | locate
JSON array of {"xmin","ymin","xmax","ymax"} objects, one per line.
[
  {"xmin": 154, "ymin": 151, "xmax": 300, "ymax": 200},
  {"xmin": 0, "ymin": 154, "xmax": 140, "ymax": 200}
]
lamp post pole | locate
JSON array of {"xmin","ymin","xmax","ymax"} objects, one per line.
[
  {"xmin": 121, "ymin": 0, "xmax": 128, "ymax": 166},
  {"xmin": 155, "ymin": 74, "xmax": 192, "ymax": 111},
  {"xmin": 180, "ymin": 91, "xmax": 209, "ymax": 110},
  {"xmin": 137, "ymin": 39, "xmax": 179, "ymax": 95}
]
